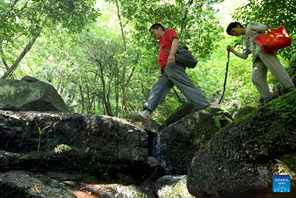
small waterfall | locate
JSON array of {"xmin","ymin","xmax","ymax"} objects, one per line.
[{"xmin": 152, "ymin": 132, "xmax": 173, "ymax": 174}]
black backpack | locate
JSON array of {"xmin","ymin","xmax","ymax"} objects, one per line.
[{"xmin": 161, "ymin": 46, "xmax": 197, "ymax": 68}]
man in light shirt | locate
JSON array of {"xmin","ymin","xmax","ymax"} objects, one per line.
[{"xmin": 226, "ymin": 22, "xmax": 295, "ymax": 105}]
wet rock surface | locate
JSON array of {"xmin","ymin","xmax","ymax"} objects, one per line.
[
  {"xmin": 0, "ymin": 110, "xmax": 157, "ymax": 197},
  {"xmin": 0, "ymin": 170, "xmax": 156, "ymax": 198},
  {"xmin": 0, "ymin": 171, "xmax": 75, "ymax": 198}
]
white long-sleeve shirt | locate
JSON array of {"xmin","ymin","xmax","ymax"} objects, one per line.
[{"xmin": 233, "ymin": 22, "xmax": 268, "ymax": 62}]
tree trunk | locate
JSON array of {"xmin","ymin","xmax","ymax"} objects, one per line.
[
  {"xmin": 1, "ymin": 16, "xmax": 48, "ymax": 79},
  {"xmin": 0, "ymin": 47, "xmax": 9, "ymax": 70},
  {"xmin": 115, "ymin": 0, "xmax": 129, "ymax": 115},
  {"xmin": 114, "ymin": 64, "xmax": 120, "ymax": 116},
  {"xmin": 1, "ymin": 35, "xmax": 38, "ymax": 79},
  {"xmin": 79, "ymin": 85, "xmax": 85, "ymax": 113},
  {"xmin": 179, "ymin": 0, "xmax": 194, "ymax": 38},
  {"xmin": 3, "ymin": 0, "xmax": 20, "ymax": 19},
  {"xmin": 86, "ymin": 84, "xmax": 91, "ymax": 112},
  {"xmin": 87, "ymin": 92, "xmax": 96, "ymax": 113},
  {"xmin": 96, "ymin": 59, "xmax": 113, "ymax": 116}
]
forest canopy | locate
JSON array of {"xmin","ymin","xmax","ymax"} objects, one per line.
[{"xmin": 1, "ymin": 0, "xmax": 295, "ymax": 123}]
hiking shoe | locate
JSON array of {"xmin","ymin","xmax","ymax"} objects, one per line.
[
  {"xmin": 258, "ymin": 98, "xmax": 265, "ymax": 106},
  {"xmin": 140, "ymin": 109, "xmax": 151, "ymax": 117},
  {"xmin": 284, "ymin": 86, "xmax": 295, "ymax": 93},
  {"xmin": 258, "ymin": 96, "xmax": 273, "ymax": 106}
]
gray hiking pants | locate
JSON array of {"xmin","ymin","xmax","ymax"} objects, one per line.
[
  {"xmin": 143, "ymin": 64, "xmax": 210, "ymax": 112},
  {"xmin": 252, "ymin": 51, "xmax": 294, "ymax": 98}
]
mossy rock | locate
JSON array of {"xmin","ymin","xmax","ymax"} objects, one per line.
[
  {"xmin": 187, "ymin": 90, "xmax": 296, "ymax": 197},
  {"xmin": 0, "ymin": 111, "xmax": 152, "ymax": 180},
  {"xmin": 161, "ymin": 103, "xmax": 196, "ymax": 129},
  {"xmin": 0, "ymin": 77, "xmax": 69, "ymax": 112},
  {"xmin": 233, "ymin": 105, "xmax": 256, "ymax": 119},
  {"xmin": 155, "ymin": 107, "xmax": 232, "ymax": 174}
]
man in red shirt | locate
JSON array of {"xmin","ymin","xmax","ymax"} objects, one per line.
[{"xmin": 141, "ymin": 23, "xmax": 209, "ymax": 117}]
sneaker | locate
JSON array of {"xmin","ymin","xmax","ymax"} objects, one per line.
[
  {"xmin": 258, "ymin": 96, "xmax": 273, "ymax": 106},
  {"xmin": 140, "ymin": 109, "xmax": 151, "ymax": 117},
  {"xmin": 284, "ymin": 86, "xmax": 295, "ymax": 93},
  {"xmin": 258, "ymin": 98, "xmax": 265, "ymax": 106}
]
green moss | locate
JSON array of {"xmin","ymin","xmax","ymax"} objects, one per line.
[
  {"xmin": 213, "ymin": 116, "xmax": 221, "ymax": 129},
  {"xmin": 54, "ymin": 144, "xmax": 72, "ymax": 153},
  {"xmin": 280, "ymin": 152, "xmax": 296, "ymax": 173}
]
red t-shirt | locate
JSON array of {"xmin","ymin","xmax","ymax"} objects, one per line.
[{"xmin": 158, "ymin": 29, "xmax": 179, "ymax": 71}]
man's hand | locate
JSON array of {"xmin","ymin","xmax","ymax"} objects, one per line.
[
  {"xmin": 246, "ymin": 28, "xmax": 254, "ymax": 38},
  {"xmin": 226, "ymin": 45, "xmax": 234, "ymax": 53},
  {"xmin": 167, "ymin": 54, "xmax": 176, "ymax": 66}
]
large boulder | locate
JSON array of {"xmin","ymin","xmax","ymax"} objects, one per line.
[
  {"xmin": 187, "ymin": 90, "xmax": 296, "ymax": 198},
  {"xmin": 155, "ymin": 107, "xmax": 232, "ymax": 174},
  {"xmin": 0, "ymin": 110, "xmax": 149, "ymax": 177},
  {"xmin": 0, "ymin": 76, "xmax": 69, "ymax": 112}
]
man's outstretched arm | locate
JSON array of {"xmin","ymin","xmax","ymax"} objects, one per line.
[{"xmin": 167, "ymin": 38, "xmax": 179, "ymax": 66}]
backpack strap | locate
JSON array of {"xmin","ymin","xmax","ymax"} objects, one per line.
[{"xmin": 160, "ymin": 46, "xmax": 171, "ymax": 55}]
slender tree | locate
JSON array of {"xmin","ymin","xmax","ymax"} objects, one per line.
[{"xmin": 0, "ymin": 0, "xmax": 99, "ymax": 79}]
